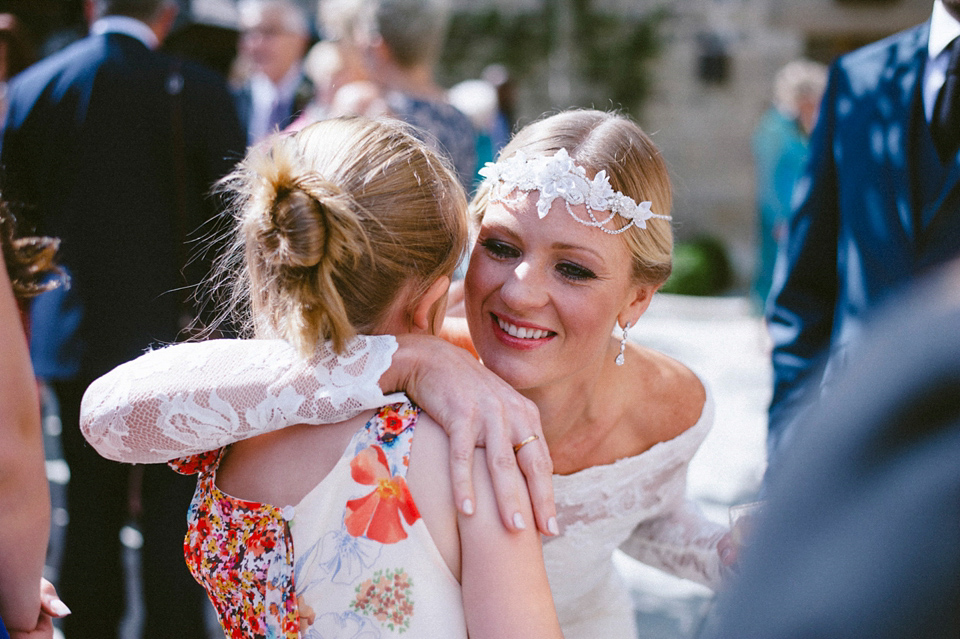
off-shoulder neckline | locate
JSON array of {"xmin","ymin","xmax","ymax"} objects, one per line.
[{"xmin": 552, "ymin": 381, "xmax": 714, "ymax": 482}]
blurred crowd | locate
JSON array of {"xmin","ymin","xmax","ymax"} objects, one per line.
[{"xmin": 0, "ymin": 1, "xmax": 958, "ymax": 638}]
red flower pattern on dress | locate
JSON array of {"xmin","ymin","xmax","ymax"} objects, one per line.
[
  {"xmin": 375, "ymin": 404, "xmax": 415, "ymax": 446},
  {"xmin": 168, "ymin": 402, "xmax": 424, "ymax": 638},
  {"xmin": 171, "ymin": 449, "xmax": 299, "ymax": 639},
  {"xmin": 345, "ymin": 445, "xmax": 420, "ymax": 544}
]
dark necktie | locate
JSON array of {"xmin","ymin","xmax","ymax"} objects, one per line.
[
  {"xmin": 932, "ymin": 37, "xmax": 960, "ymax": 161},
  {"xmin": 268, "ymin": 96, "xmax": 290, "ymax": 136}
]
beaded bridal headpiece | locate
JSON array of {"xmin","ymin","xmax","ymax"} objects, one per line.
[{"xmin": 477, "ymin": 148, "xmax": 671, "ymax": 235}]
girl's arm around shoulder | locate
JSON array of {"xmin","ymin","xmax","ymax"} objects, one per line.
[
  {"xmin": 458, "ymin": 450, "xmax": 563, "ymax": 639},
  {"xmin": 407, "ymin": 415, "xmax": 563, "ymax": 639}
]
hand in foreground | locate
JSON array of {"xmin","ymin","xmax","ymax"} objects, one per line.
[
  {"xmin": 718, "ymin": 501, "xmax": 764, "ymax": 577},
  {"xmin": 8, "ymin": 579, "xmax": 70, "ymax": 639},
  {"xmin": 389, "ymin": 333, "xmax": 557, "ymax": 536},
  {"xmin": 717, "ymin": 531, "xmax": 738, "ymax": 569}
]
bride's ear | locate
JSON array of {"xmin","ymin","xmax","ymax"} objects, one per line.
[
  {"xmin": 410, "ymin": 276, "xmax": 451, "ymax": 335},
  {"xmin": 618, "ymin": 282, "xmax": 659, "ymax": 330}
]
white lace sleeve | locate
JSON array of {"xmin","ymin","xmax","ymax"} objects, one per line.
[
  {"xmin": 617, "ymin": 499, "xmax": 726, "ymax": 590},
  {"xmin": 80, "ymin": 335, "xmax": 404, "ymax": 463}
]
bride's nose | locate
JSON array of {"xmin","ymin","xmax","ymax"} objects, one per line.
[{"xmin": 500, "ymin": 261, "xmax": 549, "ymax": 310}]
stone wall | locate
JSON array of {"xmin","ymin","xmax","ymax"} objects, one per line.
[{"xmin": 640, "ymin": 0, "xmax": 927, "ymax": 287}]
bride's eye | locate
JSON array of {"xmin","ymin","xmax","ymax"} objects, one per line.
[
  {"xmin": 480, "ymin": 238, "xmax": 520, "ymax": 260},
  {"xmin": 556, "ymin": 261, "xmax": 597, "ymax": 282}
]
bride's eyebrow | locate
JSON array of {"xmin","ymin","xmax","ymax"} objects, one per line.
[
  {"xmin": 551, "ymin": 241, "xmax": 603, "ymax": 262},
  {"xmin": 479, "ymin": 220, "xmax": 521, "ymax": 241}
]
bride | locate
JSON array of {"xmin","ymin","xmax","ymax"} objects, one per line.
[{"xmin": 82, "ymin": 110, "xmax": 729, "ymax": 638}]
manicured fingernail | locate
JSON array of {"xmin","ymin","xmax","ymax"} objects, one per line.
[
  {"xmin": 51, "ymin": 599, "xmax": 72, "ymax": 617},
  {"xmin": 513, "ymin": 512, "xmax": 526, "ymax": 530},
  {"xmin": 547, "ymin": 517, "xmax": 559, "ymax": 536},
  {"xmin": 462, "ymin": 499, "xmax": 474, "ymax": 515}
]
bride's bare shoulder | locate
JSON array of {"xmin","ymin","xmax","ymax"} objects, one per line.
[{"xmin": 626, "ymin": 342, "xmax": 707, "ymax": 442}]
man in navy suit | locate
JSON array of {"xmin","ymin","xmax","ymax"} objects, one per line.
[
  {"xmin": 0, "ymin": 1, "xmax": 245, "ymax": 637},
  {"xmin": 233, "ymin": 0, "xmax": 313, "ymax": 144},
  {"xmin": 766, "ymin": 0, "xmax": 960, "ymax": 474}
]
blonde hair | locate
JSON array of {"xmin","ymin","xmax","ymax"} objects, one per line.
[
  {"xmin": 212, "ymin": 116, "xmax": 467, "ymax": 355},
  {"xmin": 472, "ymin": 110, "xmax": 674, "ymax": 286}
]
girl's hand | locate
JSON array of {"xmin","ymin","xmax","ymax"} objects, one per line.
[{"xmin": 8, "ymin": 579, "xmax": 69, "ymax": 639}]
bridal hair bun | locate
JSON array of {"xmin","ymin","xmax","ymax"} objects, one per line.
[{"xmin": 263, "ymin": 185, "xmax": 327, "ymax": 270}]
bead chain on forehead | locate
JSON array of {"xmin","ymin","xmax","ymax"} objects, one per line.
[{"xmin": 477, "ymin": 148, "xmax": 672, "ymax": 235}]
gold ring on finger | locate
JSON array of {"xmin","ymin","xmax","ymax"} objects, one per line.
[{"xmin": 513, "ymin": 434, "xmax": 540, "ymax": 454}]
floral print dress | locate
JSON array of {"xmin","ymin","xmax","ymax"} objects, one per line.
[{"xmin": 171, "ymin": 401, "xmax": 466, "ymax": 639}]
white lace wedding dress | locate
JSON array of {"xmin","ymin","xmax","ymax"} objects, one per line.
[{"xmin": 81, "ymin": 336, "xmax": 725, "ymax": 639}]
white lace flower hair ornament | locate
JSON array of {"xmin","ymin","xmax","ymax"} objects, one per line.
[{"xmin": 477, "ymin": 148, "xmax": 671, "ymax": 234}]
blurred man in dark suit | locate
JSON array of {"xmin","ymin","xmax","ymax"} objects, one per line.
[
  {"xmin": 706, "ymin": 261, "xmax": 960, "ymax": 638},
  {"xmin": 766, "ymin": 0, "xmax": 960, "ymax": 474},
  {"xmin": 233, "ymin": 0, "xmax": 312, "ymax": 144},
  {"xmin": 0, "ymin": 1, "xmax": 245, "ymax": 636}
]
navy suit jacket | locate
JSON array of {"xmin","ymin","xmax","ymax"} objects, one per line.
[
  {"xmin": 0, "ymin": 32, "xmax": 246, "ymax": 380},
  {"xmin": 766, "ymin": 21, "xmax": 960, "ymax": 453}
]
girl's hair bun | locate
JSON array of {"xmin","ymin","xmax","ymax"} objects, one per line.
[{"xmin": 261, "ymin": 183, "xmax": 327, "ymax": 270}]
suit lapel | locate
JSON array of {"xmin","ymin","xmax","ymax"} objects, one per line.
[
  {"xmin": 916, "ymin": 22, "xmax": 960, "ymax": 231},
  {"xmin": 927, "ymin": 136, "xmax": 960, "ymax": 229},
  {"xmin": 879, "ymin": 25, "xmax": 928, "ymax": 243}
]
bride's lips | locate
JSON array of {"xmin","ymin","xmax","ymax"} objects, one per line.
[{"xmin": 490, "ymin": 313, "xmax": 556, "ymax": 350}]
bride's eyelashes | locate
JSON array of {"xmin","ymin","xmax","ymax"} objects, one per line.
[
  {"xmin": 555, "ymin": 261, "xmax": 597, "ymax": 282},
  {"xmin": 479, "ymin": 237, "xmax": 520, "ymax": 260},
  {"xmin": 479, "ymin": 237, "xmax": 598, "ymax": 283}
]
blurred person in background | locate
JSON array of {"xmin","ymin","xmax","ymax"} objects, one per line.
[
  {"xmin": 234, "ymin": 0, "xmax": 313, "ymax": 144},
  {"xmin": 0, "ymin": 14, "xmax": 35, "ymax": 127},
  {"xmin": 750, "ymin": 59, "xmax": 826, "ymax": 313},
  {"xmin": 705, "ymin": 260, "xmax": 960, "ymax": 639},
  {"xmin": 318, "ymin": 0, "xmax": 477, "ymax": 192},
  {"xmin": 296, "ymin": 39, "xmax": 367, "ymax": 118},
  {"xmin": 766, "ymin": 0, "xmax": 960, "ymax": 475},
  {"xmin": 481, "ymin": 63, "xmax": 516, "ymax": 154},
  {"xmin": 449, "ymin": 77, "xmax": 499, "ymax": 189},
  {"xmin": 292, "ymin": 0, "xmax": 371, "ymax": 123},
  {"xmin": 0, "ymin": 201, "xmax": 69, "ymax": 639},
  {"xmin": 0, "ymin": 0, "xmax": 246, "ymax": 636}
]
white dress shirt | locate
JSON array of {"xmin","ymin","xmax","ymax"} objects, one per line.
[
  {"xmin": 90, "ymin": 15, "xmax": 159, "ymax": 50},
  {"xmin": 924, "ymin": 0, "xmax": 960, "ymax": 122},
  {"xmin": 248, "ymin": 65, "xmax": 304, "ymax": 143}
]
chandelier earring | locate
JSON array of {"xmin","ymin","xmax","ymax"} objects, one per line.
[{"xmin": 615, "ymin": 321, "xmax": 631, "ymax": 366}]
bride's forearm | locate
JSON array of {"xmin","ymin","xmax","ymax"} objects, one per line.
[
  {"xmin": 80, "ymin": 336, "xmax": 399, "ymax": 463},
  {"xmin": 80, "ymin": 330, "xmax": 557, "ymax": 536}
]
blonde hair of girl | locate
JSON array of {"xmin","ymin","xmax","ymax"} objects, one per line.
[
  {"xmin": 472, "ymin": 109, "xmax": 674, "ymax": 286},
  {"xmin": 212, "ymin": 116, "xmax": 468, "ymax": 354}
]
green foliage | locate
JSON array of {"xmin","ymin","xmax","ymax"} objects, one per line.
[
  {"xmin": 437, "ymin": 2, "xmax": 665, "ymax": 118},
  {"xmin": 573, "ymin": 1, "xmax": 666, "ymax": 112},
  {"xmin": 661, "ymin": 236, "xmax": 734, "ymax": 296},
  {"xmin": 439, "ymin": 10, "xmax": 553, "ymax": 81}
]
